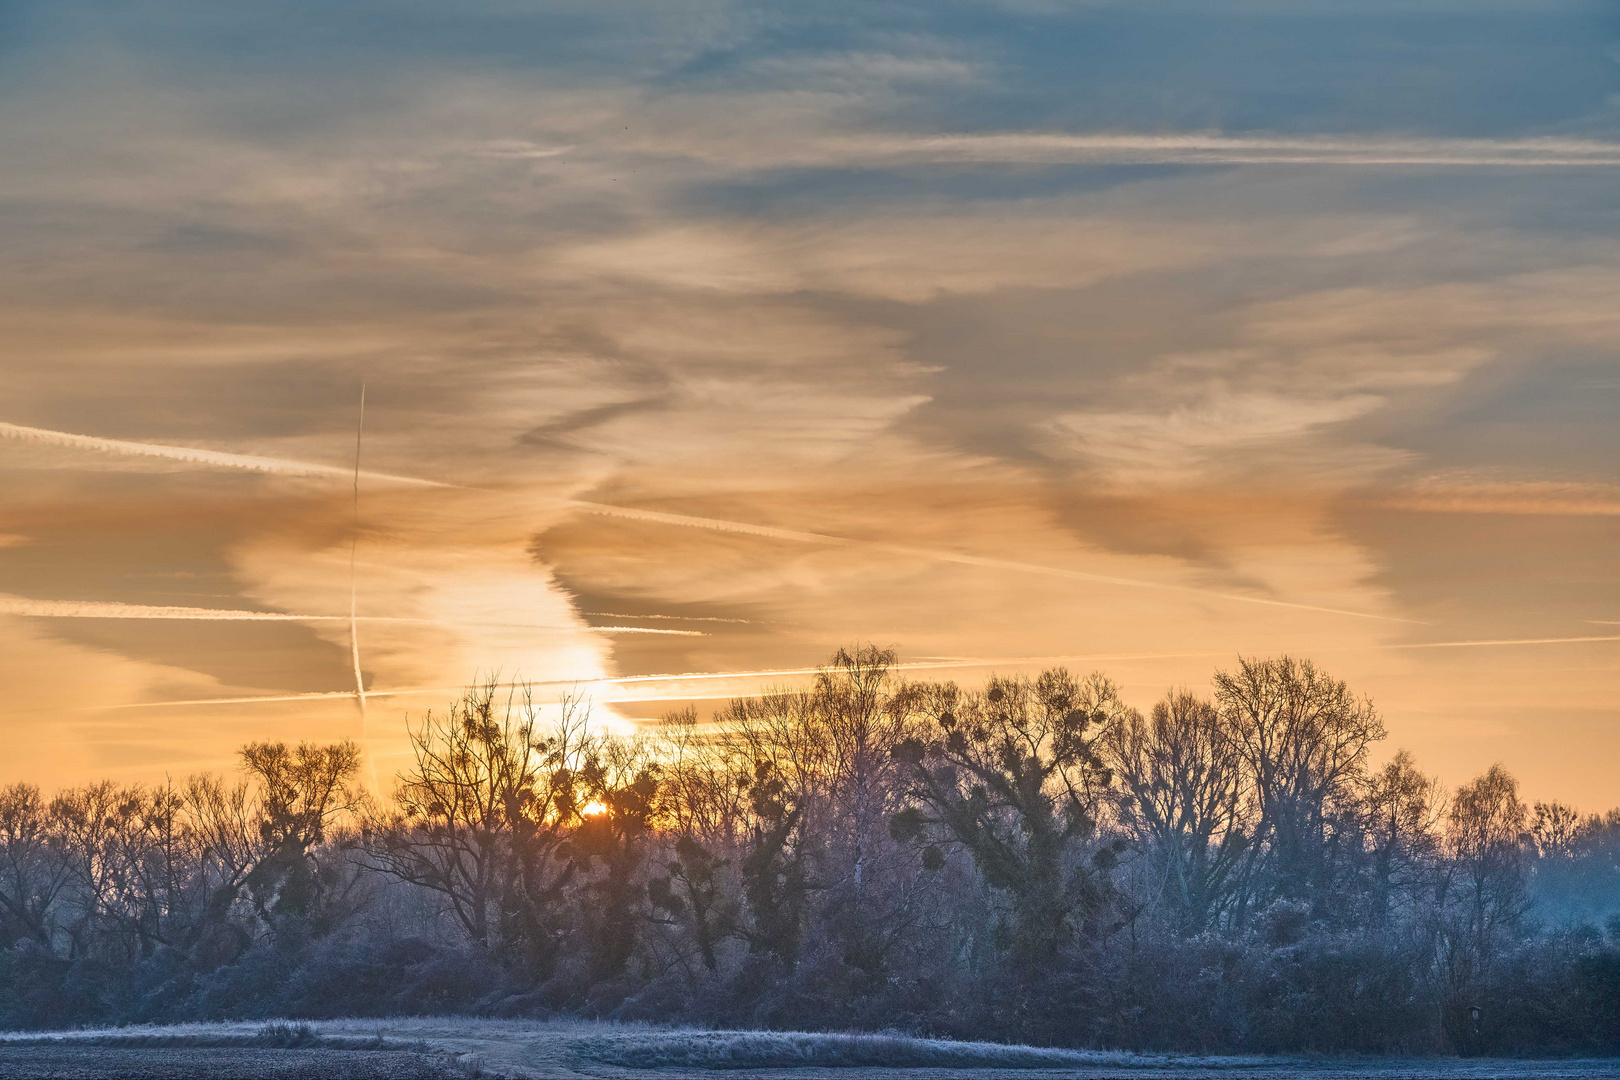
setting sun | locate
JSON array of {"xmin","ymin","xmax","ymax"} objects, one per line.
[{"xmin": 580, "ymin": 800, "xmax": 608, "ymax": 818}]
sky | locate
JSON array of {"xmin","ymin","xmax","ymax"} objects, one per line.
[{"xmin": 1, "ymin": 0, "xmax": 1618, "ymax": 805}]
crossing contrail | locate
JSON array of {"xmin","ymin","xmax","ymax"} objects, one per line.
[{"xmin": 349, "ymin": 385, "xmax": 368, "ymax": 728}]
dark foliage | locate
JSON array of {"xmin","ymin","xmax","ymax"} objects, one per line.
[{"xmin": 3, "ymin": 650, "xmax": 1620, "ymax": 1057}]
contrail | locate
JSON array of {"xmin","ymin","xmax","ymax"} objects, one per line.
[
  {"xmin": 93, "ymin": 688, "xmax": 458, "ymax": 709},
  {"xmin": 574, "ymin": 626, "xmax": 707, "ymax": 635},
  {"xmin": 532, "ymin": 130, "xmax": 1620, "ymax": 170},
  {"xmin": 559, "ymin": 499, "xmax": 1415, "ymax": 623},
  {"xmin": 0, "ymin": 598, "xmax": 418, "ymax": 621},
  {"xmin": 792, "ymin": 132, "xmax": 1620, "ymax": 169},
  {"xmin": 88, "ymin": 653, "xmax": 1221, "ymax": 710},
  {"xmin": 95, "ymin": 632, "xmax": 1620, "ymax": 712},
  {"xmin": 0, "ymin": 420, "xmax": 456, "ymax": 488},
  {"xmin": 576, "ymin": 633, "xmax": 1620, "ymax": 684},
  {"xmin": 0, "ymin": 596, "xmax": 703, "ymax": 634},
  {"xmin": 0, "ymin": 419, "xmax": 1407, "ymax": 622},
  {"xmin": 1380, "ymin": 634, "xmax": 1620, "ymax": 649},
  {"xmin": 583, "ymin": 611, "xmax": 760, "ymax": 624}
]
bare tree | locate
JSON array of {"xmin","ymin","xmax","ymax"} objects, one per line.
[
  {"xmin": 1106, "ymin": 689, "xmax": 1247, "ymax": 935},
  {"xmin": 1438, "ymin": 764, "xmax": 1531, "ymax": 1051},
  {"xmin": 570, "ymin": 733, "xmax": 662, "ymax": 978},
  {"xmin": 0, "ymin": 784, "xmax": 68, "ymax": 950},
  {"xmin": 1446, "ymin": 764, "xmax": 1530, "ymax": 953},
  {"xmin": 652, "ymin": 707, "xmax": 747, "ymax": 846},
  {"xmin": 52, "ymin": 781, "xmax": 143, "ymax": 961},
  {"xmin": 646, "ymin": 709, "xmax": 745, "ymax": 976},
  {"xmin": 893, "ymin": 669, "xmax": 1123, "ymax": 967},
  {"xmin": 1214, "ymin": 656, "xmax": 1384, "ymax": 918},
  {"xmin": 722, "ymin": 646, "xmax": 928, "ymax": 971},
  {"xmin": 365, "ymin": 681, "xmax": 594, "ymax": 963},
  {"xmin": 185, "ymin": 772, "xmax": 261, "ymax": 930},
  {"xmin": 236, "ymin": 740, "xmax": 365, "ymax": 931},
  {"xmin": 49, "ymin": 781, "xmax": 200, "ymax": 961},
  {"xmin": 1530, "ymin": 801, "xmax": 1582, "ymax": 859},
  {"xmin": 1361, "ymin": 749, "xmax": 1445, "ymax": 927}
]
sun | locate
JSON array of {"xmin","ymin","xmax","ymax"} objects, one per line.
[{"xmin": 581, "ymin": 800, "xmax": 608, "ymax": 817}]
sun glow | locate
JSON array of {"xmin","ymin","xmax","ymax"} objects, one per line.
[{"xmin": 581, "ymin": 800, "xmax": 608, "ymax": 817}]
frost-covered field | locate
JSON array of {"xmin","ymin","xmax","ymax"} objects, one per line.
[{"xmin": 6, "ymin": 1019, "xmax": 1620, "ymax": 1079}]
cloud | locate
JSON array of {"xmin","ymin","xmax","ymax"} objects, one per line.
[
  {"xmin": 550, "ymin": 215, "xmax": 1234, "ymax": 303},
  {"xmin": 1, "ymin": 0, "xmax": 1617, "ymax": 799},
  {"xmin": 1368, "ymin": 479, "xmax": 1620, "ymax": 517},
  {"xmin": 555, "ymin": 495, "xmax": 1410, "ymax": 621},
  {"xmin": 1019, "ymin": 265, "xmax": 1620, "ymax": 494},
  {"xmin": 1047, "ymin": 390, "xmax": 1386, "ymax": 485}
]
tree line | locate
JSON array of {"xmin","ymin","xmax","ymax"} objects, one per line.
[{"xmin": 3, "ymin": 647, "xmax": 1618, "ymax": 1054}]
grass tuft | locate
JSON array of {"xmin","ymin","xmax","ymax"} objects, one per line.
[
  {"xmin": 571, "ymin": 1029, "xmax": 1157, "ymax": 1071},
  {"xmin": 253, "ymin": 1020, "xmax": 320, "ymax": 1048}
]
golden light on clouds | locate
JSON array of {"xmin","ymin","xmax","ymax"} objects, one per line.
[{"xmin": 1, "ymin": 0, "xmax": 1616, "ymax": 808}]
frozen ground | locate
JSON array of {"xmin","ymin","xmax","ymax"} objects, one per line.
[
  {"xmin": 0, "ymin": 1045, "xmax": 463, "ymax": 1078},
  {"xmin": 5, "ymin": 1019, "xmax": 1620, "ymax": 1079}
]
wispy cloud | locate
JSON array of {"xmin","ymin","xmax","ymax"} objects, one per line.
[
  {"xmin": 1047, "ymin": 391, "xmax": 1386, "ymax": 486},
  {"xmin": 4, "ymin": 0, "xmax": 1618, "ymax": 798},
  {"xmin": 2, "ymin": 419, "xmax": 1407, "ymax": 623},
  {"xmin": 563, "ymin": 499, "xmax": 1414, "ymax": 623},
  {"xmin": 1370, "ymin": 480, "xmax": 1620, "ymax": 516}
]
